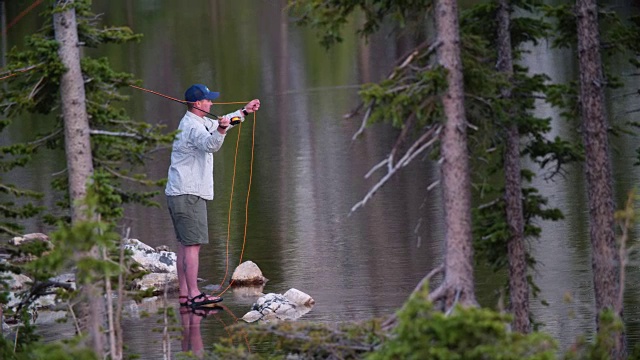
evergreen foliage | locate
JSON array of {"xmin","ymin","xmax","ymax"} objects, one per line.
[
  {"xmin": 0, "ymin": 0, "xmax": 174, "ymax": 227},
  {"xmin": 0, "ymin": 180, "xmax": 126, "ymax": 359},
  {"xmin": 369, "ymin": 288, "xmax": 557, "ymax": 360}
]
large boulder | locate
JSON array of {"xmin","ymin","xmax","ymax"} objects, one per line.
[
  {"xmin": 231, "ymin": 260, "xmax": 268, "ymax": 286},
  {"xmin": 124, "ymin": 238, "xmax": 176, "ymax": 274},
  {"xmin": 241, "ymin": 288, "xmax": 314, "ymax": 323}
]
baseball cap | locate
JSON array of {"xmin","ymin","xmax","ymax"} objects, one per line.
[{"xmin": 185, "ymin": 84, "xmax": 220, "ymax": 102}]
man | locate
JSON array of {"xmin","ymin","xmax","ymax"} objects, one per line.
[{"xmin": 166, "ymin": 83, "xmax": 260, "ymax": 308}]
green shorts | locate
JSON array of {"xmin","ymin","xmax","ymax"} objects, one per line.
[{"xmin": 167, "ymin": 194, "xmax": 209, "ymax": 246}]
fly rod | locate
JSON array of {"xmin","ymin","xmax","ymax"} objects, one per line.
[{"xmin": 129, "ymin": 84, "xmax": 242, "ymax": 125}]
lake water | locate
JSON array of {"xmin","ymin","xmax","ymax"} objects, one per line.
[{"xmin": 3, "ymin": 0, "xmax": 640, "ymax": 357}]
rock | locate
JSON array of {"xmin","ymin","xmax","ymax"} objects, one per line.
[
  {"xmin": 124, "ymin": 238, "xmax": 176, "ymax": 274},
  {"xmin": 34, "ymin": 310, "xmax": 67, "ymax": 325},
  {"xmin": 242, "ymin": 289, "xmax": 314, "ymax": 323},
  {"xmin": 231, "ymin": 260, "xmax": 268, "ymax": 285},
  {"xmin": 155, "ymin": 245, "xmax": 170, "ymax": 252},
  {"xmin": 283, "ymin": 288, "xmax": 315, "ymax": 307},
  {"xmin": 0, "ymin": 272, "xmax": 32, "ymax": 290},
  {"xmin": 241, "ymin": 310, "xmax": 263, "ymax": 322},
  {"xmin": 7, "ymin": 233, "xmax": 53, "ymax": 264},
  {"xmin": 50, "ymin": 273, "xmax": 76, "ymax": 291},
  {"xmin": 132, "ymin": 272, "xmax": 179, "ymax": 294},
  {"xmin": 10, "ymin": 233, "xmax": 50, "ymax": 247}
]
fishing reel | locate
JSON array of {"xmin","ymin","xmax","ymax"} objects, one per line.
[{"xmin": 230, "ymin": 116, "xmax": 242, "ymax": 126}]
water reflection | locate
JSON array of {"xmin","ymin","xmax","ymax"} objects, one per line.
[{"xmin": 179, "ymin": 306, "xmax": 220, "ymax": 358}]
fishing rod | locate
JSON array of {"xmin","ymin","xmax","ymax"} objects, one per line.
[{"xmin": 129, "ymin": 84, "xmax": 242, "ymax": 125}]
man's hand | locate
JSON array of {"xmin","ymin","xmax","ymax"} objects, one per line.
[
  {"xmin": 244, "ymin": 99, "xmax": 261, "ymax": 113},
  {"xmin": 217, "ymin": 116, "xmax": 231, "ymax": 134}
]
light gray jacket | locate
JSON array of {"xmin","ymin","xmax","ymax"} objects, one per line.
[{"xmin": 165, "ymin": 110, "xmax": 243, "ymax": 200}]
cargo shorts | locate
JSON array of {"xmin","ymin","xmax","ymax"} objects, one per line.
[{"xmin": 167, "ymin": 194, "xmax": 209, "ymax": 246}]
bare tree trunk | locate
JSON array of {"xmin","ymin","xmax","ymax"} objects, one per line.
[
  {"xmin": 54, "ymin": 0, "xmax": 93, "ymax": 223},
  {"xmin": 576, "ymin": 0, "xmax": 624, "ymax": 357},
  {"xmin": 432, "ymin": 0, "xmax": 476, "ymax": 308},
  {"xmin": 496, "ymin": 0, "xmax": 530, "ymax": 333},
  {"xmin": 53, "ymin": 2, "xmax": 104, "ymax": 357}
]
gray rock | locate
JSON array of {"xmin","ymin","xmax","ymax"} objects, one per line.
[
  {"xmin": 242, "ymin": 289, "xmax": 314, "ymax": 323},
  {"xmin": 132, "ymin": 272, "xmax": 178, "ymax": 294},
  {"xmin": 124, "ymin": 238, "xmax": 176, "ymax": 274},
  {"xmin": 0, "ymin": 272, "xmax": 32, "ymax": 290}
]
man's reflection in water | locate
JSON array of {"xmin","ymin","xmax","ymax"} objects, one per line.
[{"xmin": 179, "ymin": 306, "xmax": 220, "ymax": 358}]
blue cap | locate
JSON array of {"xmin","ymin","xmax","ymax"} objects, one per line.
[{"xmin": 184, "ymin": 84, "xmax": 220, "ymax": 102}]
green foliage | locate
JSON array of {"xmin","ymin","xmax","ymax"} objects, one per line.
[
  {"xmin": 369, "ymin": 288, "xmax": 557, "ymax": 360},
  {"xmin": 461, "ymin": 0, "xmax": 550, "ymax": 55},
  {"xmin": 0, "ymin": 329, "xmax": 98, "ymax": 360},
  {"xmin": 207, "ymin": 318, "xmax": 383, "ymax": 359},
  {"xmin": 288, "ymin": 0, "xmax": 431, "ymax": 49},
  {"xmin": 0, "ymin": 179, "xmax": 145, "ymax": 359},
  {"xmin": 563, "ymin": 310, "xmax": 625, "ymax": 360},
  {"xmin": 0, "ymin": 183, "xmax": 43, "ymax": 236}
]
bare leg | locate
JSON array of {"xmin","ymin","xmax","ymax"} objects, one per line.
[
  {"xmin": 177, "ymin": 243, "xmax": 203, "ymax": 298},
  {"xmin": 176, "ymin": 243, "xmax": 188, "ymax": 298},
  {"xmin": 183, "ymin": 244, "xmax": 202, "ymax": 298},
  {"xmin": 178, "ymin": 242, "xmax": 221, "ymax": 304}
]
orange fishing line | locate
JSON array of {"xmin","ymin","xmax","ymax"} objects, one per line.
[{"xmin": 5, "ymin": 0, "xmax": 44, "ymax": 33}]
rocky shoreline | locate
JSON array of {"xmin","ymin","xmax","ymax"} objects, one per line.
[{"xmin": 1, "ymin": 234, "xmax": 314, "ymax": 335}]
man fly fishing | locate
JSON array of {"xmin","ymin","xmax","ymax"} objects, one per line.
[{"xmin": 165, "ymin": 83, "xmax": 260, "ymax": 308}]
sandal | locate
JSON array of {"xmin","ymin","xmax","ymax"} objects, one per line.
[
  {"xmin": 179, "ymin": 295, "xmax": 189, "ymax": 307},
  {"xmin": 188, "ymin": 293, "xmax": 223, "ymax": 308}
]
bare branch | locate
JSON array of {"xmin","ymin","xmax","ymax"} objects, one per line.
[
  {"xmin": 413, "ymin": 264, "xmax": 444, "ymax": 294},
  {"xmin": 26, "ymin": 128, "xmax": 63, "ymax": 148},
  {"xmin": 89, "ymin": 129, "xmax": 142, "ymax": 139},
  {"xmin": 350, "ymin": 125, "xmax": 441, "ymax": 214},
  {"xmin": 0, "ymin": 64, "xmax": 40, "ymax": 81},
  {"xmin": 100, "ymin": 164, "xmax": 147, "ymax": 184},
  {"xmin": 28, "ymin": 77, "xmax": 45, "ymax": 100},
  {"xmin": 352, "ymin": 101, "xmax": 374, "ymax": 141}
]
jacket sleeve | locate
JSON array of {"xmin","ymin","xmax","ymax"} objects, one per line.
[{"xmin": 191, "ymin": 125, "xmax": 226, "ymax": 153}]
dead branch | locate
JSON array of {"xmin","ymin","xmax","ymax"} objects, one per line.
[
  {"xmin": 26, "ymin": 128, "xmax": 63, "ymax": 148},
  {"xmin": 413, "ymin": 264, "xmax": 444, "ymax": 294},
  {"xmin": 352, "ymin": 101, "xmax": 374, "ymax": 140},
  {"xmin": 444, "ymin": 288, "xmax": 461, "ymax": 316},
  {"xmin": 0, "ymin": 64, "xmax": 40, "ymax": 81},
  {"xmin": 89, "ymin": 129, "xmax": 142, "ymax": 139},
  {"xmin": 15, "ymin": 280, "xmax": 74, "ymax": 315},
  {"xmin": 382, "ymin": 264, "xmax": 444, "ymax": 331},
  {"xmin": 350, "ymin": 125, "xmax": 441, "ymax": 214},
  {"xmin": 67, "ymin": 302, "xmax": 81, "ymax": 335},
  {"xmin": 28, "ymin": 76, "xmax": 45, "ymax": 100},
  {"xmin": 345, "ymin": 40, "xmax": 441, "ymax": 120}
]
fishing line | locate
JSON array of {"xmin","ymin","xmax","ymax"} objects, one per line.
[
  {"xmin": 131, "ymin": 84, "xmax": 256, "ymax": 300},
  {"xmin": 5, "ymin": 0, "xmax": 44, "ymax": 34},
  {"xmin": 214, "ymin": 101, "xmax": 256, "ymax": 298}
]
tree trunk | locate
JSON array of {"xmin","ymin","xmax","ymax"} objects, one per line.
[
  {"xmin": 434, "ymin": 0, "xmax": 476, "ymax": 307},
  {"xmin": 53, "ymin": 2, "xmax": 104, "ymax": 357},
  {"xmin": 496, "ymin": 0, "xmax": 530, "ymax": 333},
  {"xmin": 576, "ymin": 0, "xmax": 624, "ymax": 357},
  {"xmin": 54, "ymin": 0, "xmax": 93, "ymax": 224}
]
